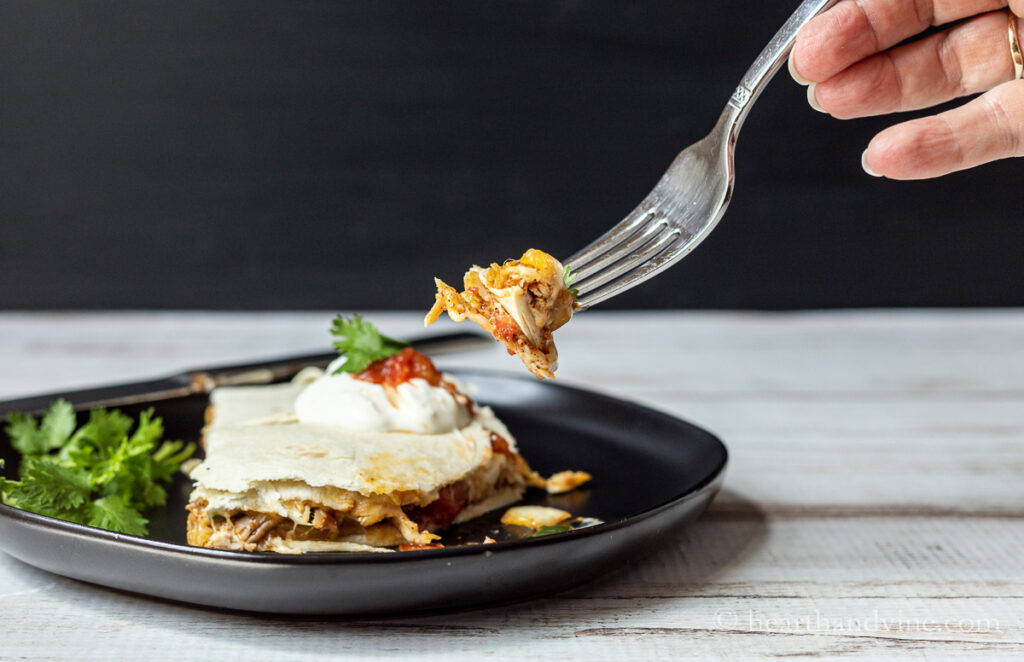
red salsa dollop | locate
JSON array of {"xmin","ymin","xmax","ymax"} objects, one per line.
[{"xmin": 355, "ymin": 347, "xmax": 444, "ymax": 388}]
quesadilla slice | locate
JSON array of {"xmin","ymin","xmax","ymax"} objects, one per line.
[{"xmin": 186, "ymin": 317, "xmax": 589, "ymax": 553}]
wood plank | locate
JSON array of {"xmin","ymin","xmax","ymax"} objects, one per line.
[
  {"xmin": 3, "ymin": 311, "xmax": 1024, "ymax": 660},
  {"xmin": 2, "ymin": 518, "xmax": 1024, "ymax": 659},
  {"xmin": 550, "ymin": 309, "xmax": 1024, "ymax": 396},
  {"xmin": 6, "ymin": 310, "xmax": 1024, "ymax": 398}
]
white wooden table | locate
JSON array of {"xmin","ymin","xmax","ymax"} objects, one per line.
[{"xmin": 2, "ymin": 310, "xmax": 1023, "ymax": 660}]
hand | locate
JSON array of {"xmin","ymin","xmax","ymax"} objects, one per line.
[{"xmin": 790, "ymin": 0, "xmax": 1024, "ymax": 179}]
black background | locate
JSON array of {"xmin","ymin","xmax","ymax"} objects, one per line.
[{"xmin": 2, "ymin": 1, "xmax": 1020, "ymax": 310}]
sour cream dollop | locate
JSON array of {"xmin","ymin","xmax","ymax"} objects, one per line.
[{"xmin": 294, "ymin": 356, "xmax": 471, "ymax": 434}]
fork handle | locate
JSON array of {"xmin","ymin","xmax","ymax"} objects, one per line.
[{"xmin": 728, "ymin": 0, "xmax": 840, "ymax": 129}]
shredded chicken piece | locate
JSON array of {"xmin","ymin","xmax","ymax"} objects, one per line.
[
  {"xmin": 425, "ymin": 249, "xmax": 576, "ymax": 379},
  {"xmin": 186, "ymin": 446, "xmax": 543, "ymax": 552}
]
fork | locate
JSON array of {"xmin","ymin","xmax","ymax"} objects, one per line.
[{"xmin": 566, "ymin": 0, "xmax": 839, "ymax": 310}]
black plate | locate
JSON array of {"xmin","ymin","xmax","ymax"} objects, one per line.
[{"xmin": 0, "ymin": 367, "xmax": 727, "ymax": 615}]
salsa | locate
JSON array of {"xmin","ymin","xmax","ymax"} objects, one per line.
[
  {"xmin": 491, "ymin": 304, "xmax": 520, "ymax": 347},
  {"xmin": 404, "ymin": 481, "xmax": 471, "ymax": 529},
  {"xmin": 489, "ymin": 432, "xmax": 512, "ymax": 456},
  {"xmin": 355, "ymin": 347, "xmax": 444, "ymax": 388}
]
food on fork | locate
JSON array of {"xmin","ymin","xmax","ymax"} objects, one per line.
[
  {"xmin": 424, "ymin": 249, "xmax": 577, "ymax": 379},
  {"xmin": 185, "ymin": 316, "xmax": 590, "ymax": 553}
]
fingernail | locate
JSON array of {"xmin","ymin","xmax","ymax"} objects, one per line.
[
  {"xmin": 861, "ymin": 150, "xmax": 882, "ymax": 177},
  {"xmin": 807, "ymin": 83, "xmax": 825, "ymax": 113},
  {"xmin": 788, "ymin": 49, "xmax": 810, "ymax": 85}
]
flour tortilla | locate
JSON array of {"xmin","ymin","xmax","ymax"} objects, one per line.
[{"xmin": 191, "ymin": 419, "xmax": 500, "ymax": 497}]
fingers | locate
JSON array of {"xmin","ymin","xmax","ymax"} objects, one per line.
[
  {"xmin": 862, "ymin": 80, "xmax": 1024, "ymax": 179},
  {"xmin": 811, "ymin": 11, "xmax": 1021, "ymax": 118},
  {"xmin": 791, "ymin": 0, "xmax": 1006, "ymax": 83},
  {"xmin": 791, "ymin": 0, "xmax": 1024, "ymax": 179}
]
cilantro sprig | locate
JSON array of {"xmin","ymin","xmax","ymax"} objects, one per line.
[
  {"xmin": 331, "ymin": 314, "xmax": 409, "ymax": 374},
  {"xmin": 562, "ymin": 265, "xmax": 579, "ymax": 298},
  {"xmin": 0, "ymin": 400, "xmax": 195, "ymax": 536}
]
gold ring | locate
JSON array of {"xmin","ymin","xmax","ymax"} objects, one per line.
[{"xmin": 1010, "ymin": 10, "xmax": 1023, "ymax": 80}]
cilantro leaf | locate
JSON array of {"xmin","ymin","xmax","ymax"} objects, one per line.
[
  {"xmin": 533, "ymin": 524, "xmax": 573, "ymax": 537},
  {"xmin": 87, "ymin": 496, "xmax": 149, "ymax": 537},
  {"xmin": 330, "ymin": 314, "xmax": 409, "ymax": 373},
  {"xmin": 62, "ymin": 407, "xmax": 134, "ymax": 462},
  {"xmin": 7, "ymin": 457, "xmax": 92, "ymax": 518},
  {"xmin": 4, "ymin": 413, "xmax": 38, "ymax": 454},
  {"xmin": 126, "ymin": 409, "xmax": 164, "ymax": 452},
  {"xmin": 91, "ymin": 436, "xmax": 147, "ymax": 493},
  {"xmin": 41, "ymin": 399, "xmax": 77, "ymax": 449},
  {"xmin": 6, "ymin": 399, "xmax": 76, "ymax": 455},
  {"xmin": 1, "ymin": 403, "xmax": 195, "ymax": 536},
  {"xmin": 562, "ymin": 265, "xmax": 579, "ymax": 298},
  {"xmin": 150, "ymin": 440, "xmax": 197, "ymax": 483}
]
